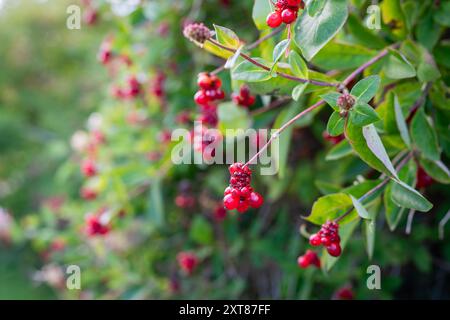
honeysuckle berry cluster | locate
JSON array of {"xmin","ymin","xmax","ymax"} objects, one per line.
[
  {"xmin": 232, "ymin": 85, "xmax": 256, "ymax": 108},
  {"xmin": 177, "ymin": 252, "xmax": 198, "ymax": 275},
  {"xmin": 297, "ymin": 250, "xmax": 321, "ymax": 269},
  {"xmin": 223, "ymin": 163, "xmax": 264, "ymax": 213},
  {"xmin": 266, "ymin": 0, "xmax": 305, "ymax": 28},
  {"xmin": 194, "ymin": 72, "xmax": 225, "ymax": 127},
  {"xmin": 309, "ymin": 221, "xmax": 342, "ymax": 257}
]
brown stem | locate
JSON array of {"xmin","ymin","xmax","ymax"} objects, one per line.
[
  {"xmin": 245, "ymin": 99, "xmax": 325, "ymax": 166},
  {"xmin": 206, "ymin": 39, "xmax": 338, "ymax": 88}
]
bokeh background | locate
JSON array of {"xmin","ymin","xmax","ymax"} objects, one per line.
[{"xmin": 0, "ymin": 0, "xmax": 449, "ymax": 300}]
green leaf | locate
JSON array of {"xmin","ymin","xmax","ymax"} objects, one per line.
[
  {"xmin": 393, "ymin": 94, "xmax": 411, "ymax": 148},
  {"xmin": 365, "ymin": 218, "xmax": 376, "ymax": 260},
  {"xmin": 350, "ymin": 76, "xmax": 380, "ymax": 104},
  {"xmin": 321, "ymin": 92, "xmax": 341, "ymax": 111},
  {"xmin": 292, "ymin": 83, "xmax": 308, "ymax": 101},
  {"xmin": 350, "ymin": 195, "xmax": 371, "ymax": 220},
  {"xmin": 289, "ymin": 51, "xmax": 309, "ymax": 79},
  {"xmin": 343, "ymin": 179, "xmax": 383, "ymax": 199},
  {"xmin": 312, "ymin": 41, "xmax": 377, "ymax": 70},
  {"xmin": 392, "ymin": 179, "xmax": 433, "ymax": 212},
  {"xmin": 305, "ymin": 193, "xmax": 354, "ymax": 225},
  {"xmin": 293, "ymin": 0, "xmax": 348, "ymax": 61},
  {"xmin": 384, "ymin": 49, "xmax": 416, "ymax": 79},
  {"xmin": 410, "ymin": 108, "xmax": 440, "ymax": 161},
  {"xmin": 213, "ymin": 24, "xmax": 240, "ymax": 50},
  {"xmin": 347, "ymin": 14, "xmax": 386, "ymax": 49},
  {"xmin": 271, "ymin": 39, "xmax": 291, "ymax": 73},
  {"xmin": 322, "ymin": 219, "xmax": 359, "ymax": 271},
  {"xmin": 349, "ymin": 102, "xmax": 380, "ymax": 127},
  {"xmin": 326, "ymin": 111, "xmax": 345, "ymax": 136},
  {"xmin": 325, "ymin": 139, "xmax": 353, "ymax": 161},
  {"xmin": 217, "ymin": 102, "xmax": 251, "ymax": 135},
  {"xmin": 380, "ymin": 0, "xmax": 408, "ymax": 39},
  {"xmin": 419, "ymin": 158, "xmax": 450, "ymax": 184},
  {"xmin": 189, "ymin": 216, "xmax": 214, "ymax": 245},
  {"xmin": 252, "ymin": 0, "xmax": 272, "ymax": 30},
  {"xmin": 232, "ymin": 58, "xmax": 271, "ymax": 82},
  {"xmin": 384, "ymin": 182, "xmax": 406, "ymax": 231},
  {"xmin": 308, "ymin": 0, "xmax": 326, "ymax": 17},
  {"xmin": 345, "ymin": 122, "xmax": 398, "ymax": 178},
  {"xmin": 390, "ymin": 158, "xmax": 432, "ymax": 212}
]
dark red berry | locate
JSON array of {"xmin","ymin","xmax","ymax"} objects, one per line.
[
  {"xmin": 249, "ymin": 191, "xmax": 263, "ymax": 209},
  {"xmin": 194, "ymin": 90, "xmax": 209, "ymax": 105},
  {"xmin": 309, "ymin": 233, "xmax": 321, "ymax": 246},
  {"xmin": 223, "ymin": 194, "xmax": 239, "ymax": 210}
]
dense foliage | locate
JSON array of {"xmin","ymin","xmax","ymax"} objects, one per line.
[{"xmin": 1, "ymin": 0, "xmax": 449, "ymax": 299}]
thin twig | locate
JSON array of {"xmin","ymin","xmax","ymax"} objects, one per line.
[
  {"xmin": 246, "ymin": 27, "xmax": 283, "ymax": 51},
  {"xmin": 206, "ymin": 39, "xmax": 338, "ymax": 87},
  {"xmin": 405, "ymin": 209, "xmax": 415, "ymax": 235}
]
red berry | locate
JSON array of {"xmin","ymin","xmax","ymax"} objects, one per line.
[
  {"xmin": 334, "ymin": 287, "xmax": 354, "ymax": 300},
  {"xmin": 281, "ymin": 8, "xmax": 297, "ymax": 24},
  {"xmin": 267, "ymin": 11, "xmax": 282, "ymax": 28},
  {"xmin": 297, "ymin": 256, "xmax": 310, "ymax": 268},
  {"xmin": 223, "ymin": 194, "xmax": 239, "ymax": 210},
  {"xmin": 309, "ymin": 233, "xmax": 321, "ymax": 246},
  {"xmin": 237, "ymin": 200, "xmax": 249, "ymax": 213},
  {"xmin": 287, "ymin": 0, "xmax": 302, "ymax": 7},
  {"xmin": 326, "ymin": 243, "xmax": 342, "ymax": 257},
  {"xmin": 81, "ymin": 159, "xmax": 97, "ymax": 177},
  {"xmin": 249, "ymin": 191, "xmax": 264, "ymax": 209},
  {"xmin": 177, "ymin": 252, "xmax": 198, "ymax": 275},
  {"xmin": 194, "ymin": 90, "xmax": 209, "ymax": 105},
  {"xmin": 197, "ymin": 73, "xmax": 213, "ymax": 89}
]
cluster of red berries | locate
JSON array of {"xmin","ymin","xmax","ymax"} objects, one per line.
[
  {"xmin": 111, "ymin": 75, "xmax": 141, "ymax": 100},
  {"xmin": 193, "ymin": 73, "xmax": 225, "ymax": 127},
  {"xmin": 195, "ymin": 73, "xmax": 225, "ymax": 106},
  {"xmin": 223, "ymin": 163, "xmax": 264, "ymax": 213},
  {"xmin": 177, "ymin": 252, "xmax": 198, "ymax": 275},
  {"xmin": 309, "ymin": 221, "xmax": 342, "ymax": 257},
  {"xmin": 416, "ymin": 167, "xmax": 434, "ymax": 189},
  {"xmin": 297, "ymin": 250, "xmax": 321, "ymax": 269},
  {"xmin": 232, "ymin": 85, "xmax": 256, "ymax": 108},
  {"xmin": 85, "ymin": 211, "xmax": 110, "ymax": 236},
  {"xmin": 266, "ymin": 0, "xmax": 305, "ymax": 28}
]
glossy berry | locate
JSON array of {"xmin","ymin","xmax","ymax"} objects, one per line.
[
  {"xmin": 326, "ymin": 242, "xmax": 342, "ymax": 257},
  {"xmin": 309, "ymin": 233, "xmax": 322, "ymax": 246},
  {"xmin": 266, "ymin": 11, "xmax": 282, "ymax": 28},
  {"xmin": 297, "ymin": 250, "xmax": 321, "ymax": 269},
  {"xmin": 177, "ymin": 252, "xmax": 198, "ymax": 275},
  {"xmin": 281, "ymin": 8, "xmax": 297, "ymax": 24},
  {"xmin": 287, "ymin": 0, "xmax": 302, "ymax": 6}
]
